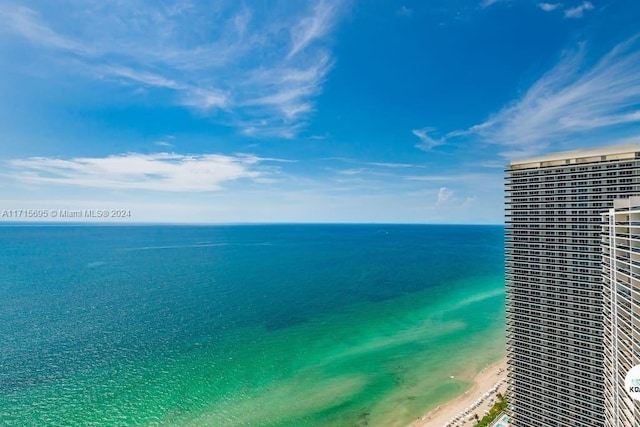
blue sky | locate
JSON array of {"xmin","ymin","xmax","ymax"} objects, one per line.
[{"xmin": 1, "ymin": 0, "xmax": 640, "ymax": 223}]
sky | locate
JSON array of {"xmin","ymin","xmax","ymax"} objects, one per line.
[{"xmin": 1, "ymin": 0, "xmax": 640, "ymax": 224}]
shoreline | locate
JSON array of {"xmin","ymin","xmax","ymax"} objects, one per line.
[{"xmin": 409, "ymin": 357, "xmax": 508, "ymax": 427}]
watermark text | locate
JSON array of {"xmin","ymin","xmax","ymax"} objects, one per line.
[{"xmin": 1, "ymin": 209, "xmax": 133, "ymax": 220}]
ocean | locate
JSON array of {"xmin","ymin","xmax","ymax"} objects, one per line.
[{"xmin": 0, "ymin": 224, "xmax": 505, "ymax": 426}]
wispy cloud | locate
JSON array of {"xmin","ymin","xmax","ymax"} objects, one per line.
[
  {"xmin": 0, "ymin": 1, "xmax": 346, "ymax": 138},
  {"xmin": 337, "ymin": 168, "xmax": 366, "ymax": 176},
  {"xmin": 0, "ymin": 5, "xmax": 90, "ymax": 53},
  {"xmin": 537, "ymin": 3, "xmax": 562, "ymax": 12},
  {"xmin": 476, "ymin": 159, "xmax": 508, "ymax": 169},
  {"xmin": 324, "ymin": 160, "xmax": 429, "ymax": 182},
  {"xmin": 288, "ymin": 0, "xmax": 339, "ymax": 59},
  {"xmin": 154, "ymin": 141, "xmax": 174, "ymax": 148},
  {"xmin": 462, "ymin": 35, "xmax": 640, "ymax": 157},
  {"xmin": 480, "ymin": 0, "xmax": 508, "ymax": 8},
  {"xmin": 564, "ymin": 1, "xmax": 594, "ymax": 18},
  {"xmin": 405, "ymin": 172, "xmax": 497, "ymax": 182},
  {"xmin": 5, "ymin": 153, "xmax": 284, "ymax": 192},
  {"xmin": 396, "ymin": 6, "xmax": 413, "ymax": 17},
  {"xmin": 105, "ymin": 67, "xmax": 183, "ymax": 91},
  {"xmin": 364, "ymin": 161, "xmax": 417, "ymax": 168},
  {"xmin": 241, "ymin": 52, "xmax": 333, "ymax": 125},
  {"xmin": 412, "ymin": 128, "xmax": 446, "ymax": 151},
  {"xmin": 323, "ymin": 157, "xmax": 425, "ymax": 170}
]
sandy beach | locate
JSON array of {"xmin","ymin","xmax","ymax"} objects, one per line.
[{"xmin": 409, "ymin": 358, "xmax": 508, "ymax": 427}]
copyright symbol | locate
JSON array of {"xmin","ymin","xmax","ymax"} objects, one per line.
[{"xmin": 50, "ymin": 210, "xmax": 58, "ymax": 218}]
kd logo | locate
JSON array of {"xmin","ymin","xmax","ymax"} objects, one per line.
[{"xmin": 625, "ymin": 365, "xmax": 640, "ymax": 401}]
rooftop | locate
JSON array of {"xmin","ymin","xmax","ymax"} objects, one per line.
[{"xmin": 509, "ymin": 143, "xmax": 640, "ymax": 170}]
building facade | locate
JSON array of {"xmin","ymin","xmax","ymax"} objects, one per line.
[
  {"xmin": 602, "ymin": 197, "xmax": 640, "ymax": 426},
  {"xmin": 505, "ymin": 145, "xmax": 640, "ymax": 426}
]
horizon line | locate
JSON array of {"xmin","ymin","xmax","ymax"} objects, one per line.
[{"xmin": 0, "ymin": 221, "xmax": 505, "ymax": 227}]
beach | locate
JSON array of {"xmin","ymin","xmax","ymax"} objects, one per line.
[{"xmin": 410, "ymin": 358, "xmax": 508, "ymax": 427}]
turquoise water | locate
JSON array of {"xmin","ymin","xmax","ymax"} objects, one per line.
[{"xmin": 0, "ymin": 224, "xmax": 505, "ymax": 426}]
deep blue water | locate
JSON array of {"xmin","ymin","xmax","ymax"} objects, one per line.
[{"xmin": 0, "ymin": 224, "xmax": 505, "ymax": 426}]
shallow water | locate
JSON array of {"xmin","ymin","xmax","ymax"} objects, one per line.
[{"xmin": 0, "ymin": 224, "xmax": 505, "ymax": 426}]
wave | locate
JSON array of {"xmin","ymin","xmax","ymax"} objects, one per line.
[
  {"xmin": 122, "ymin": 243, "xmax": 229, "ymax": 251},
  {"xmin": 86, "ymin": 261, "xmax": 106, "ymax": 268}
]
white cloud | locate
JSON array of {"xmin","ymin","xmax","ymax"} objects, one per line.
[
  {"xmin": 462, "ymin": 196, "xmax": 477, "ymax": 207},
  {"xmin": 396, "ymin": 6, "xmax": 413, "ymax": 17},
  {"xmin": 433, "ymin": 187, "xmax": 479, "ymax": 209},
  {"xmin": 436, "ymin": 187, "xmax": 454, "ymax": 206},
  {"xmin": 102, "ymin": 66, "xmax": 230, "ymax": 110},
  {"xmin": 154, "ymin": 141, "xmax": 174, "ymax": 148},
  {"xmin": 412, "ymin": 128, "xmax": 446, "ymax": 151},
  {"xmin": 476, "ymin": 159, "xmax": 507, "ymax": 169},
  {"xmin": 0, "ymin": 5, "xmax": 90, "ymax": 53},
  {"xmin": 0, "ymin": 1, "xmax": 346, "ymax": 137},
  {"xmin": 242, "ymin": 53, "xmax": 332, "ymax": 124},
  {"xmin": 480, "ymin": 0, "xmax": 508, "ymax": 8},
  {"xmin": 5, "ymin": 153, "xmax": 281, "ymax": 192},
  {"xmin": 405, "ymin": 172, "xmax": 497, "ymax": 183},
  {"xmin": 564, "ymin": 1, "xmax": 594, "ymax": 18},
  {"xmin": 106, "ymin": 66, "xmax": 183, "ymax": 91},
  {"xmin": 338, "ymin": 168, "xmax": 365, "ymax": 176},
  {"xmin": 181, "ymin": 88, "xmax": 230, "ymax": 111},
  {"xmin": 288, "ymin": 0, "xmax": 339, "ymax": 59},
  {"xmin": 464, "ymin": 36, "xmax": 640, "ymax": 157},
  {"xmin": 537, "ymin": 3, "xmax": 562, "ymax": 12},
  {"xmin": 365, "ymin": 161, "xmax": 416, "ymax": 168},
  {"xmin": 240, "ymin": 121, "xmax": 305, "ymax": 139}
]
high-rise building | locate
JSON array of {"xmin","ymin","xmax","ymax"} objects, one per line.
[
  {"xmin": 602, "ymin": 197, "xmax": 640, "ymax": 426},
  {"xmin": 505, "ymin": 144, "xmax": 640, "ymax": 426}
]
